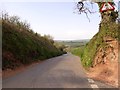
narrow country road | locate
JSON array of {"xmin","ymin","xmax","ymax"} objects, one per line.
[{"xmin": 3, "ymin": 53, "xmax": 91, "ymax": 88}]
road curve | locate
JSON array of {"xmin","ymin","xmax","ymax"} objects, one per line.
[{"xmin": 3, "ymin": 53, "xmax": 91, "ymax": 88}]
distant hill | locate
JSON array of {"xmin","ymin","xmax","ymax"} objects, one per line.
[
  {"xmin": 2, "ymin": 14, "xmax": 66, "ymax": 70},
  {"xmin": 56, "ymin": 39, "xmax": 90, "ymax": 48}
]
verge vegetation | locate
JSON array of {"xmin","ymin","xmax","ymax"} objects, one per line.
[
  {"xmin": 71, "ymin": 11, "xmax": 119, "ymax": 68},
  {"xmin": 2, "ymin": 13, "xmax": 66, "ymax": 70}
]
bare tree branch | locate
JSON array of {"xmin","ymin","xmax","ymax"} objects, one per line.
[{"xmin": 74, "ymin": 1, "xmax": 97, "ymax": 22}]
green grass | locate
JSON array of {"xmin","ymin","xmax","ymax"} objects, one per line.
[{"xmin": 71, "ymin": 46, "xmax": 84, "ymax": 58}]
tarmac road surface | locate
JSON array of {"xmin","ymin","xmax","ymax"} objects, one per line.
[{"xmin": 2, "ymin": 53, "xmax": 115, "ymax": 88}]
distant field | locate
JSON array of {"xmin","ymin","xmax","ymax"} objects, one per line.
[{"xmin": 56, "ymin": 39, "xmax": 89, "ymax": 48}]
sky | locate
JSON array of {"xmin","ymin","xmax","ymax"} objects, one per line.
[{"xmin": 1, "ymin": 0, "xmax": 119, "ymax": 40}]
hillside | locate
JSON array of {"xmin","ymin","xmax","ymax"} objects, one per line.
[
  {"xmin": 81, "ymin": 11, "xmax": 119, "ymax": 86},
  {"xmin": 81, "ymin": 21, "xmax": 118, "ymax": 67},
  {"xmin": 85, "ymin": 22, "xmax": 119, "ymax": 86},
  {"xmin": 2, "ymin": 14, "xmax": 66, "ymax": 70},
  {"xmin": 71, "ymin": 10, "xmax": 119, "ymax": 86}
]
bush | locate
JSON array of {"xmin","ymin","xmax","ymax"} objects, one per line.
[{"xmin": 2, "ymin": 13, "xmax": 66, "ymax": 70}]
